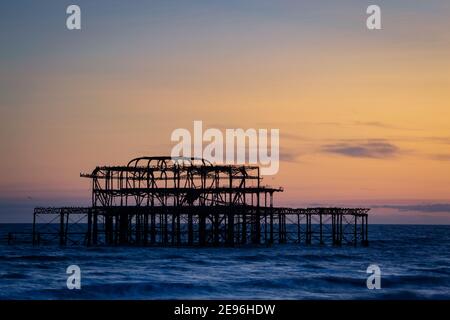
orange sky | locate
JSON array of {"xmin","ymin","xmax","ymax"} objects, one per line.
[{"xmin": 1, "ymin": 1, "xmax": 450, "ymax": 222}]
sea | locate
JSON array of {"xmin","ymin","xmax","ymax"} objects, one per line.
[{"xmin": 0, "ymin": 224, "xmax": 449, "ymax": 300}]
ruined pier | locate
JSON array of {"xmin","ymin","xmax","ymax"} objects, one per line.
[{"xmin": 11, "ymin": 157, "xmax": 370, "ymax": 246}]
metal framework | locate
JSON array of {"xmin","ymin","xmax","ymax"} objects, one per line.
[{"xmin": 8, "ymin": 156, "xmax": 370, "ymax": 246}]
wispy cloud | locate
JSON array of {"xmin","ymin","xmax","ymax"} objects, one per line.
[
  {"xmin": 423, "ymin": 137, "xmax": 450, "ymax": 145},
  {"xmin": 351, "ymin": 121, "xmax": 423, "ymax": 131},
  {"xmin": 373, "ymin": 204, "xmax": 450, "ymax": 213},
  {"xmin": 321, "ymin": 140, "xmax": 399, "ymax": 159},
  {"xmin": 279, "ymin": 148, "xmax": 301, "ymax": 162},
  {"xmin": 258, "ymin": 120, "xmax": 420, "ymax": 131},
  {"xmin": 281, "ymin": 132, "xmax": 304, "ymax": 141},
  {"xmin": 430, "ymin": 154, "xmax": 450, "ymax": 161},
  {"xmin": 351, "ymin": 121, "xmax": 407, "ymax": 130},
  {"xmin": 352, "ymin": 121, "xmax": 392, "ymax": 128}
]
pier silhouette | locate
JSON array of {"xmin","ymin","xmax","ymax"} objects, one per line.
[{"xmin": 9, "ymin": 157, "xmax": 370, "ymax": 246}]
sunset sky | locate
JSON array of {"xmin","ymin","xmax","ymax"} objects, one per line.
[{"xmin": 1, "ymin": 1, "xmax": 450, "ymax": 223}]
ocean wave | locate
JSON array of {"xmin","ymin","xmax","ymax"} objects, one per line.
[
  {"xmin": 382, "ymin": 274, "xmax": 448, "ymax": 287},
  {"xmin": 5, "ymin": 255, "xmax": 67, "ymax": 262},
  {"xmin": 0, "ymin": 224, "xmax": 449, "ymax": 299},
  {"xmin": 0, "ymin": 272, "xmax": 29, "ymax": 279}
]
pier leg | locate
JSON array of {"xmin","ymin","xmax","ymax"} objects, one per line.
[
  {"xmin": 32, "ymin": 211, "xmax": 37, "ymax": 246},
  {"xmin": 269, "ymin": 211, "xmax": 274, "ymax": 244},
  {"xmin": 264, "ymin": 208, "xmax": 267, "ymax": 244},
  {"xmin": 199, "ymin": 213, "xmax": 206, "ymax": 246},
  {"xmin": 86, "ymin": 209, "xmax": 92, "ymax": 246},
  {"xmin": 105, "ymin": 215, "xmax": 113, "ymax": 245},
  {"xmin": 176, "ymin": 213, "xmax": 181, "ymax": 245},
  {"xmin": 319, "ymin": 213, "xmax": 324, "ymax": 245},
  {"xmin": 151, "ymin": 213, "xmax": 156, "ymax": 244},
  {"xmin": 253, "ymin": 210, "xmax": 261, "ymax": 245},
  {"xmin": 119, "ymin": 212, "xmax": 129, "ymax": 244},
  {"xmin": 332, "ymin": 214, "xmax": 336, "ymax": 245},
  {"xmin": 114, "ymin": 213, "xmax": 119, "ymax": 245},
  {"xmin": 159, "ymin": 213, "xmax": 163, "ymax": 244},
  {"xmin": 188, "ymin": 212, "xmax": 193, "ymax": 245},
  {"xmin": 278, "ymin": 213, "xmax": 282, "ymax": 243},
  {"xmin": 242, "ymin": 212, "xmax": 247, "ymax": 244},
  {"xmin": 306, "ymin": 213, "xmax": 311, "ymax": 245},
  {"xmin": 171, "ymin": 213, "xmax": 176, "ymax": 245},
  {"xmin": 93, "ymin": 211, "xmax": 98, "ymax": 245},
  {"xmin": 363, "ymin": 215, "xmax": 369, "ymax": 246},
  {"xmin": 59, "ymin": 209, "xmax": 65, "ymax": 246},
  {"xmin": 227, "ymin": 211, "xmax": 234, "ymax": 246},
  {"xmin": 214, "ymin": 213, "xmax": 219, "ymax": 246},
  {"xmin": 135, "ymin": 213, "xmax": 141, "ymax": 245},
  {"xmin": 164, "ymin": 213, "xmax": 168, "ymax": 245},
  {"xmin": 143, "ymin": 213, "xmax": 149, "ymax": 245}
]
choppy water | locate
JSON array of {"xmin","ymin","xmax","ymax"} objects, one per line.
[{"xmin": 0, "ymin": 224, "xmax": 449, "ymax": 299}]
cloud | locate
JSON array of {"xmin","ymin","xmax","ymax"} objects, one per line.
[
  {"xmin": 281, "ymin": 132, "xmax": 304, "ymax": 141},
  {"xmin": 320, "ymin": 140, "xmax": 399, "ymax": 158},
  {"xmin": 353, "ymin": 121, "xmax": 392, "ymax": 128},
  {"xmin": 373, "ymin": 204, "xmax": 450, "ymax": 213},
  {"xmin": 279, "ymin": 148, "xmax": 301, "ymax": 162},
  {"xmin": 424, "ymin": 137, "xmax": 450, "ymax": 145},
  {"xmin": 430, "ymin": 154, "xmax": 450, "ymax": 161},
  {"xmin": 351, "ymin": 121, "xmax": 422, "ymax": 131},
  {"xmin": 258, "ymin": 120, "xmax": 420, "ymax": 131}
]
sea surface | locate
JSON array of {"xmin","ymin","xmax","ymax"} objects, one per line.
[{"xmin": 0, "ymin": 224, "xmax": 449, "ymax": 300}]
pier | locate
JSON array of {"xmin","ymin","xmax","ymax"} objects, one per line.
[{"xmin": 11, "ymin": 157, "xmax": 370, "ymax": 246}]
